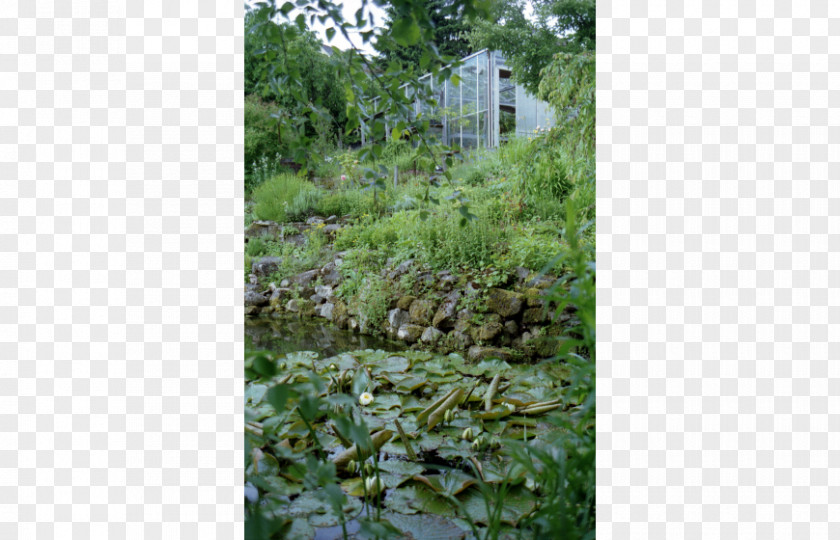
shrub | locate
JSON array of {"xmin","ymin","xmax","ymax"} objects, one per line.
[
  {"xmin": 245, "ymin": 237, "xmax": 270, "ymax": 258},
  {"xmin": 316, "ymin": 190, "xmax": 378, "ymax": 219},
  {"xmin": 506, "ymin": 227, "xmax": 563, "ymax": 271},
  {"xmin": 351, "ymin": 275, "xmax": 391, "ymax": 334},
  {"xmin": 245, "ymin": 95, "xmax": 284, "ymax": 190},
  {"xmin": 251, "ymin": 173, "xmax": 320, "ymax": 223}
]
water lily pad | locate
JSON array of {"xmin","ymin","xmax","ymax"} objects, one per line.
[
  {"xmin": 307, "ymin": 497, "xmax": 362, "ymax": 527},
  {"xmin": 351, "ymin": 369, "xmax": 371, "ymax": 396},
  {"xmin": 385, "ymin": 485, "xmax": 456, "ymax": 518},
  {"xmin": 400, "ymin": 395, "xmax": 424, "ymax": 413},
  {"xmin": 426, "ymin": 373, "xmax": 463, "ymax": 383},
  {"xmin": 316, "ymin": 353, "xmax": 358, "ymax": 373},
  {"xmin": 458, "ymin": 359, "xmax": 512, "ymax": 377},
  {"xmin": 287, "ymin": 517, "xmax": 314, "ymax": 539},
  {"xmin": 368, "ymin": 394, "xmax": 402, "ymax": 412},
  {"xmin": 412, "ymin": 471, "xmax": 477, "ymax": 496},
  {"xmin": 246, "ymin": 451, "xmax": 279, "ymax": 477},
  {"xmin": 287, "ymin": 490, "xmax": 331, "ymax": 517},
  {"xmin": 473, "ymin": 405, "xmax": 514, "ymax": 420},
  {"xmin": 379, "ymin": 356, "xmax": 411, "ymax": 373},
  {"xmin": 376, "ymin": 460, "xmax": 425, "ymax": 477},
  {"xmin": 245, "ymin": 384, "xmax": 268, "ymax": 405},
  {"xmin": 394, "ymin": 376, "xmax": 428, "ymax": 393},
  {"xmin": 259, "ymin": 476, "xmax": 304, "ymax": 498},
  {"xmin": 379, "ymin": 511, "xmax": 468, "ymax": 539},
  {"xmin": 416, "ymin": 432, "xmax": 446, "ymax": 452},
  {"xmin": 436, "ymin": 440, "xmax": 474, "ymax": 461},
  {"xmin": 460, "ymin": 486, "xmax": 536, "ymax": 526}
]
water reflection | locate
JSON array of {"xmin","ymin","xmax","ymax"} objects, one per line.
[{"xmin": 245, "ymin": 316, "xmax": 406, "ymax": 357}]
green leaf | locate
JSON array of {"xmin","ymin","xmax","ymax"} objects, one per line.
[
  {"xmin": 325, "ymin": 27, "xmax": 336, "ymax": 41},
  {"xmin": 279, "ymin": 2, "xmax": 295, "ymax": 15},
  {"xmin": 392, "ymin": 18, "xmax": 421, "ymax": 46},
  {"xmin": 252, "ymin": 354, "xmax": 276, "ymax": 378},
  {"xmin": 265, "ymin": 384, "xmax": 291, "ymax": 412}
]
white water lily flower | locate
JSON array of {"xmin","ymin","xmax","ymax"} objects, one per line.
[
  {"xmin": 359, "ymin": 392, "xmax": 374, "ymax": 406},
  {"xmin": 364, "ymin": 476, "xmax": 384, "ymax": 495}
]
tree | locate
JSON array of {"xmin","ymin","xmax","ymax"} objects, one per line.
[
  {"xmin": 246, "ymin": 7, "xmax": 351, "ymax": 157},
  {"xmin": 469, "ymin": 0, "xmax": 594, "ymax": 94},
  {"xmin": 374, "ymin": 0, "xmax": 475, "ymax": 72}
]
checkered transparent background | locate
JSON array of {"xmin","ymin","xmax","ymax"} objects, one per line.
[
  {"xmin": 598, "ymin": 1, "xmax": 839, "ymax": 538},
  {"xmin": 1, "ymin": 1, "xmax": 241, "ymax": 538}
]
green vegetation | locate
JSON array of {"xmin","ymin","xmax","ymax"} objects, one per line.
[
  {"xmin": 244, "ymin": 0, "xmax": 595, "ymax": 538},
  {"xmin": 470, "ymin": 0, "xmax": 595, "ymax": 95}
]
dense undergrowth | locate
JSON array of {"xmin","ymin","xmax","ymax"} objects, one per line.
[
  {"xmin": 245, "ymin": 41, "xmax": 595, "ymax": 539},
  {"xmin": 245, "ymin": 133, "xmax": 592, "ymax": 283}
]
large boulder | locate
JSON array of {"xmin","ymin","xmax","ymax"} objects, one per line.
[
  {"xmin": 524, "ymin": 287, "xmax": 546, "ymax": 308},
  {"xmin": 397, "ymin": 324, "xmax": 425, "ymax": 344},
  {"xmin": 292, "ymin": 269, "xmax": 319, "ymax": 287},
  {"xmin": 448, "ymin": 330, "xmax": 473, "ymax": 349},
  {"xmin": 388, "ymin": 259, "xmax": 414, "ymax": 280},
  {"xmin": 420, "ymin": 327, "xmax": 444, "ymax": 345},
  {"xmin": 320, "ymin": 303, "xmax": 335, "ymax": 320},
  {"xmin": 315, "ymin": 285, "xmax": 334, "ymax": 300},
  {"xmin": 454, "ymin": 319, "xmax": 472, "ymax": 334},
  {"xmin": 251, "ymin": 257, "xmax": 283, "ymax": 277},
  {"xmin": 388, "ymin": 308, "xmax": 411, "ymax": 331},
  {"xmin": 474, "ymin": 321, "xmax": 503, "ymax": 342},
  {"xmin": 396, "ymin": 296, "xmax": 416, "ymax": 311},
  {"xmin": 286, "ymin": 298, "xmax": 315, "ymax": 316},
  {"xmin": 504, "ymin": 320, "xmax": 519, "ymax": 335},
  {"xmin": 432, "ymin": 290, "xmax": 460, "ymax": 329},
  {"xmin": 245, "ymin": 290, "xmax": 269, "ymax": 307},
  {"xmin": 408, "ymin": 299, "xmax": 436, "ymax": 326},
  {"xmin": 323, "ymin": 224, "xmax": 342, "ymax": 236},
  {"xmin": 245, "ymin": 220, "xmax": 282, "ymax": 239},
  {"xmin": 269, "ymin": 288, "xmax": 290, "ymax": 310},
  {"xmin": 522, "ymin": 307, "xmax": 546, "ymax": 324},
  {"xmin": 486, "ymin": 288, "xmax": 524, "ymax": 318},
  {"xmin": 435, "ymin": 270, "xmax": 457, "ymax": 292}
]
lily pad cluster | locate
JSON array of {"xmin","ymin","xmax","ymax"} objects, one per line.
[{"xmin": 245, "ymin": 347, "xmax": 574, "ymax": 538}]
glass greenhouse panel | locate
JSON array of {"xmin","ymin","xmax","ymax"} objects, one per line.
[{"xmin": 368, "ymin": 49, "xmax": 553, "ymax": 150}]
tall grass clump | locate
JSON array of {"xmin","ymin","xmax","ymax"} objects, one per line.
[{"xmin": 251, "ymin": 173, "xmax": 321, "ymax": 223}]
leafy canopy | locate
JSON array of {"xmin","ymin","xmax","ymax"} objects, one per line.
[{"xmin": 469, "ymin": 0, "xmax": 594, "ymax": 94}]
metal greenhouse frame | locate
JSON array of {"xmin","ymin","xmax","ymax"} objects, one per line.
[{"xmin": 362, "ymin": 49, "xmax": 555, "ymax": 149}]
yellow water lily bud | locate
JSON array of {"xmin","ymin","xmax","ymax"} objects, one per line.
[{"xmin": 461, "ymin": 427, "xmax": 474, "ymax": 441}]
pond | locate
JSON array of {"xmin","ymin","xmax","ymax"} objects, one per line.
[
  {"xmin": 245, "ymin": 316, "xmax": 570, "ymax": 539},
  {"xmin": 246, "ymin": 316, "xmax": 407, "ymax": 358}
]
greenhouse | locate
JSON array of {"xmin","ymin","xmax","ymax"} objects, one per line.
[{"xmin": 363, "ymin": 49, "xmax": 555, "ymax": 149}]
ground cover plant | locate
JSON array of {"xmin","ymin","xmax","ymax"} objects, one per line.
[{"xmin": 244, "ymin": 1, "xmax": 595, "ymax": 537}]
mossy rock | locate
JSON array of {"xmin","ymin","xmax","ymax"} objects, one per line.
[
  {"xmin": 409, "ymin": 299, "xmax": 437, "ymax": 326},
  {"xmin": 473, "ymin": 322, "xmax": 503, "ymax": 342},
  {"xmin": 523, "ymin": 287, "xmax": 544, "ymax": 307},
  {"xmin": 397, "ymin": 295, "xmax": 417, "ymax": 310},
  {"xmin": 467, "ymin": 346, "xmax": 513, "ymax": 362},
  {"xmin": 522, "ymin": 307, "xmax": 546, "ymax": 324},
  {"xmin": 397, "ymin": 324, "xmax": 425, "ymax": 344},
  {"xmin": 486, "ymin": 288, "xmax": 524, "ymax": 318}
]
